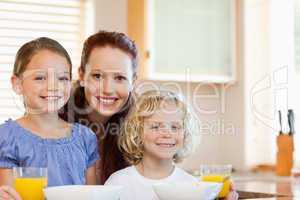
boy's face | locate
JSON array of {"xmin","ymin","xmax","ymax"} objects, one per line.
[
  {"xmin": 142, "ymin": 101, "xmax": 185, "ymax": 162},
  {"xmin": 12, "ymin": 50, "xmax": 71, "ymax": 114}
]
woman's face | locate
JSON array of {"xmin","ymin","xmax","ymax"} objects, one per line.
[{"xmin": 80, "ymin": 46, "xmax": 135, "ymax": 119}]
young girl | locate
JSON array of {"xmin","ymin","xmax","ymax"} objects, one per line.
[
  {"xmin": 0, "ymin": 37, "xmax": 99, "ymax": 199},
  {"xmin": 105, "ymin": 90, "xmax": 238, "ymax": 200}
]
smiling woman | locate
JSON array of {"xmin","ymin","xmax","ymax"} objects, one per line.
[
  {"xmin": 60, "ymin": 30, "xmax": 138, "ymax": 184},
  {"xmin": 80, "ymin": 46, "xmax": 135, "ymax": 118}
]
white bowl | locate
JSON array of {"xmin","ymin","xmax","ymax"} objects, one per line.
[
  {"xmin": 44, "ymin": 185, "xmax": 123, "ymax": 200},
  {"xmin": 153, "ymin": 181, "xmax": 222, "ymax": 200}
]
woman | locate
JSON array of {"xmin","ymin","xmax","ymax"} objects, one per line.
[{"xmin": 60, "ymin": 30, "xmax": 138, "ymax": 184}]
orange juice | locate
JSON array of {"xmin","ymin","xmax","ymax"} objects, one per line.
[
  {"xmin": 201, "ymin": 175, "xmax": 231, "ymax": 198},
  {"xmin": 14, "ymin": 178, "xmax": 47, "ymax": 200}
]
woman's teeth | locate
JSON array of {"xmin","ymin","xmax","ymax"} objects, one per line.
[{"xmin": 97, "ymin": 97, "xmax": 116, "ymax": 105}]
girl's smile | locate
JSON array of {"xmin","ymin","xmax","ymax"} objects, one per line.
[
  {"xmin": 142, "ymin": 101, "xmax": 185, "ymax": 162},
  {"xmin": 12, "ymin": 50, "xmax": 71, "ymax": 114}
]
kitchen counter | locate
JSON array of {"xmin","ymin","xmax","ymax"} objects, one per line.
[{"xmin": 232, "ymin": 172, "xmax": 300, "ymax": 199}]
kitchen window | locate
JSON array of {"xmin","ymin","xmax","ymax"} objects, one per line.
[
  {"xmin": 147, "ymin": 0, "xmax": 238, "ymax": 83},
  {"xmin": 0, "ymin": 0, "xmax": 91, "ymax": 123}
]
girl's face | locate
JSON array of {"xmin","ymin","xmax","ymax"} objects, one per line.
[
  {"xmin": 12, "ymin": 50, "xmax": 71, "ymax": 114},
  {"xmin": 142, "ymin": 101, "xmax": 185, "ymax": 162},
  {"xmin": 80, "ymin": 46, "xmax": 135, "ymax": 119}
]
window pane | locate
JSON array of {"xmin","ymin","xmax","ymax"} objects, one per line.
[{"xmin": 150, "ymin": 0, "xmax": 235, "ymax": 79}]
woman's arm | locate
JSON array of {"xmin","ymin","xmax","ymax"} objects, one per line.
[{"xmin": 85, "ymin": 164, "xmax": 97, "ymax": 185}]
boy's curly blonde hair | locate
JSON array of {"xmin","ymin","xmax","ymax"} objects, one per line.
[{"xmin": 118, "ymin": 89, "xmax": 200, "ymax": 165}]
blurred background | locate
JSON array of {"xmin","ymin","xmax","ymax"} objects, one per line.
[{"xmin": 0, "ymin": 0, "xmax": 299, "ymax": 173}]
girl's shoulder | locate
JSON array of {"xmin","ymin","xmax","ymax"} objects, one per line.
[
  {"xmin": 110, "ymin": 166, "xmax": 134, "ymax": 177},
  {"xmin": 72, "ymin": 123, "xmax": 99, "ymax": 152},
  {"xmin": 171, "ymin": 167, "xmax": 198, "ymax": 182},
  {"xmin": 72, "ymin": 123, "xmax": 97, "ymax": 138},
  {"xmin": 0, "ymin": 119, "xmax": 30, "ymax": 153},
  {"xmin": 0, "ymin": 118, "xmax": 17, "ymax": 128},
  {"xmin": 0, "ymin": 119, "xmax": 23, "ymax": 139},
  {"xmin": 105, "ymin": 166, "xmax": 134, "ymax": 185}
]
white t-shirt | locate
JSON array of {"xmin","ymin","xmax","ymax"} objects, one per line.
[{"xmin": 105, "ymin": 166, "xmax": 198, "ymax": 200}]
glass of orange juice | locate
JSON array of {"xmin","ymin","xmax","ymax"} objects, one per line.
[
  {"xmin": 13, "ymin": 167, "xmax": 47, "ymax": 200},
  {"xmin": 200, "ymin": 165, "xmax": 232, "ymax": 198}
]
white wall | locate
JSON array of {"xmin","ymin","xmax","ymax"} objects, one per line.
[
  {"xmin": 270, "ymin": 0, "xmax": 300, "ymax": 164},
  {"xmin": 94, "ymin": 0, "xmax": 128, "ymax": 33},
  {"xmin": 244, "ymin": 0, "xmax": 274, "ymax": 167},
  {"xmin": 244, "ymin": 0, "xmax": 300, "ymax": 167}
]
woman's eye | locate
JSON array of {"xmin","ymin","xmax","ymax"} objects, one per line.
[
  {"xmin": 115, "ymin": 75, "xmax": 127, "ymax": 81},
  {"xmin": 59, "ymin": 76, "xmax": 70, "ymax": 81}
]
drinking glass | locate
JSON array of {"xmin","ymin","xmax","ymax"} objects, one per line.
[
  {"xmin": 13, "ymin": 167, "xmax": 47, "ymax": 200},
  {"xmin": 200, "ymin": 165, "xmax": 232, "ymax": 198}
]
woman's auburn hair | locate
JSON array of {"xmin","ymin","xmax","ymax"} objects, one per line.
[
  {"xmin": 118, "ymin": 89, "xmax": 200, "ymax": 165},
  {"xmin": 59, "ymin": 30, "xmax": 138, "ymax": 184}
]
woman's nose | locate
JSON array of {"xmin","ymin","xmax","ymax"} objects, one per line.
[{"xmin": 101, "ymin": 78, "xmax": 115, "ymax": 94}]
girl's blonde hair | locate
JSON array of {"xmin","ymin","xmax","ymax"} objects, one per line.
[{"xmin": 118, "ymin": 89, "xmax": 200, "ymax": 165}]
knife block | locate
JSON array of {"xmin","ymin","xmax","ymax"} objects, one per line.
[{"xmin": 276, "ymin": 135, "xmax": 294, "ymax": 176}]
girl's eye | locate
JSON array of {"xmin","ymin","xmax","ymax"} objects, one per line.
[
  {"xmin": 115, "ymin": 75, "xmax": 127, "ymax": 82},
  {"xmin": 171, "ymin": 124, "xmax": 183, "ymax": 131},
  {"xmin": 150, "ymin": 125, "xmax": 159, "ymax": 129},
  {"xmin": 149, "ymin": 123, "xmax": 160, "ymax": 130},
  {"xmin": 150, "ymin": 125, "xmax": 160, "ymax": 131},
  {"xmin": 92, "ymin": 73, "xmax": 102, "ymax": 80},
  {"xmin": 171, "ymin": 126, "xmax": 180, "ymax": 131},
  {"xmin": 34, "ymin": 76, "xmax": 46, "ymax": 81}
]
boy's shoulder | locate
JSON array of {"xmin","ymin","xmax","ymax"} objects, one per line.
[{"xmin": 105, "ymin": 166, "xmax": 135, "ymax": 184}]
